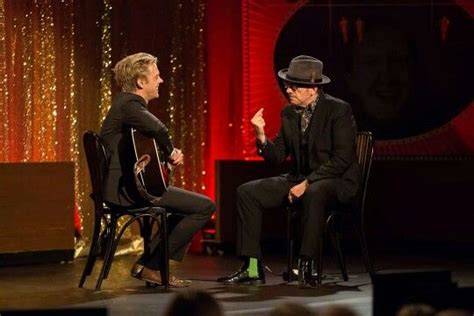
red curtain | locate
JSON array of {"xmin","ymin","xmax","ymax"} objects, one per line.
[
  {"xmin": 206, "ymin": 0, "xmax": 474, "ymax": 197},
  {"xmin": 206, "ymin": 0, "xmax": 244, "ymax": 198}
]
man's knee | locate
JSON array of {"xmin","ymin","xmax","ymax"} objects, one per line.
[
  {"xmin": 236, "ymin": 181, "xmax": 257, "ymax": 199},
  {"xmin": 202, "ymin": 198, "xmax": 215, "ymax": 218},
  {"xmin": 305, "ymin": 179, "xmax": 339, "ymax": 201}
]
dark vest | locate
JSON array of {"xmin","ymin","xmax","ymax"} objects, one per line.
[{"xmin": 298, "ymin": 113, "xmax": 315, "ymax": 177}]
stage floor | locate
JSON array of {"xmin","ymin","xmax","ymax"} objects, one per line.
[{"xmin": 1, "ymin": 252, "xmax": 473, "ymax": 315}]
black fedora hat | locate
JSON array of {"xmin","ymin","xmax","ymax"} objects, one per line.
[{"xmin": 278, "ymin": 55, "xmax": 331, "ymax": 86}]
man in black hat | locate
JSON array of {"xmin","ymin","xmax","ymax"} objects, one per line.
[{"xmin": 217, "ymin": 55, "xmax": 360, "ymax": 287}]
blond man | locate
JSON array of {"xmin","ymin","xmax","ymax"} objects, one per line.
[{"xmin": 100, "ymin": 53, "xmax": 214, "ymax": 287}]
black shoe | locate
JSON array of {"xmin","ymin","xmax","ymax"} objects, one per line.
[
  {"xmin": 298, "ymin": 257, "xmax": 317, "ymax": 288},
  {"xmin": 217, "ymin": 260, "xmax": 265, "ymax": 285},
  {"xmin": 282, "ymin": 269, "xmax": 298, "ymax": 282}
]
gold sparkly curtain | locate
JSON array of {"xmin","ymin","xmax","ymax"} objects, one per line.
[
  {"xmin": 0, "ymin": 0, "xmax": 75, "ymax": 162},
  {"xmin": 0, "ymin": 0, "xmax": 93, "ymax": 237},
  {"xmin": 0, "ymin": 0, "xmax": 208, "ymax": 240},
  {"xmin": 166, "ymin": 0, "xmax": 208, "ymax": 192},
  {"xmin": 73, "ymin": 0, "xmax": 111, "ymax": 237},
  {"xmin": 110, "ymin": 0, "xmax": 208, "ymax": 193}
]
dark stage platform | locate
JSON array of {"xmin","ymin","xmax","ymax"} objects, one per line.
[{"xmin": 1, "ymin": 253, "xmax": 473, "ymax": 315}]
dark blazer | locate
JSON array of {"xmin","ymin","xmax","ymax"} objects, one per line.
[
  {"xmin": 100, "ymin": 92, "xmax": 174, "ymax": 207},
  {"xmin": 258, "ymin": 92, "xmax": 361, "ymax": 201}
]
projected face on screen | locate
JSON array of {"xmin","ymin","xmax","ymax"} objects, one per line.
[
  {"xmin": 274, "ymin": 3, "xmax": 474, "ymax": 140},
  {"xmin": 346, "ymin": 26, "xmax": 414, "ymax": 126}
]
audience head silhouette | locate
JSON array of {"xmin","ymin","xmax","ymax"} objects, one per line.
[
  {"xmin": 436, "ymin": 309, "xmax": 471, "ymax": 316},
  {"xmin": 319, "ymin": 305, "xmax": 359, "ymax": 316},
  {"xmin": 397, "ymin": 304, "xmax": 436, "ymax": 316},
  {"xmin": 164, "ymin": 289, "xmax": 223, "ymax": 316},
  {"xmin": 270, "ymin": 302, "xmax": 315, "ymax": 316}
]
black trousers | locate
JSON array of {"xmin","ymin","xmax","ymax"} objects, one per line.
[
  {"xmin": 139, "ymin": 186, "xmax": 214, "ymax": 269},
  {"xmin": 236, "ymin": 176, "xmax": 347, "ymax": 260}
]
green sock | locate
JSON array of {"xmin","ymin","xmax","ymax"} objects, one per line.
[{"xmin": 247, "ymin": 257, "xmax": 259, "ymax": 278}]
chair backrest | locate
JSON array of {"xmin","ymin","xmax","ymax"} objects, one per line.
[
  {"xmin": 83, "ymin": 130, "xmax": 109, "ymax": 213},
  {"xmin": 355, "ymin": 131, "xmax": 374, "ymax": 213}
]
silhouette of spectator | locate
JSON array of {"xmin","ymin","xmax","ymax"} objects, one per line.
[
  {"xmin": 164, "ymin": 289, "xmax": 223, "ymax": 316},
  {"xmin": 320, "ymin": 305, "xmax": 359, "ymax": 316},
  {"xmin": 436, "ymin": 309, "xmax": 471, "ymax": 316},
  {"xmin": 397, "ymin": 303, "xmax": 436, "ymax": 316},
  {"xmin": 270, "ymin": 302, "xmax": 315, "ymax": 316}
]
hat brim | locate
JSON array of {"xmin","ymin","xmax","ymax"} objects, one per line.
[{"xmin": 278, "ymin": 68, "xmax": 331, "ymax": 86}]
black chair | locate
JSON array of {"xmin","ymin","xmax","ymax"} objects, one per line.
[
  {"xmin": 78, "ymin": 130, "xmax": 169, "ymax": 290},
  {"xmin": 286, "ymin": 131, "xmax": 375, "ymax": 285}
]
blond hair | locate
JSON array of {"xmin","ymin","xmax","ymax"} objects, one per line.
[{"xmin": 113, "ymin": 52, "xmax": 158, "ymax": 92}]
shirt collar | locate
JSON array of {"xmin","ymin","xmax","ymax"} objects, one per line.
[
  {"xmin": 308, "ymin": 96, "xmax": 318, "ymax": 113},
  {"xmin": 294, "ymin": 94, "xmax": 319, "ymax": 113}
]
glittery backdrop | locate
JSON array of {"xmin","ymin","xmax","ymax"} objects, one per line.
[{"xmin": 0, "ymin": 0, "xmax": 208, "ymax": 248}]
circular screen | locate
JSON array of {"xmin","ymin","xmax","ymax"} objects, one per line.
[{"xmin": 274, "ymin": 2, "xmax": 474, "ymax": 140}]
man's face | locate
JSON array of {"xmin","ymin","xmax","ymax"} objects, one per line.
[
  {"xmin": 347, "ymin": 27, "xmax": 414, "ymax": 123},
  {"xmin": 140, "ymin": 63, "xmax": 163, "ymax": 101},
  {"xmin": 285, "ymin": 82, "xmax": 317, "ymax": 107}
]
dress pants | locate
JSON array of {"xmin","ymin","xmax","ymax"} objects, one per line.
[
  {"xmin": 138, "ymin": 186, "xmax": 214, "ymax": 269},
  {"xmin": 236, "ymin": 175, "xmax": 346, "ymax": 260}
]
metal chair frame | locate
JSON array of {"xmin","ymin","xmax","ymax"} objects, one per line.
[{"xmin": 78, "ymin": 130, "xmax": 169, "ymax": 290}]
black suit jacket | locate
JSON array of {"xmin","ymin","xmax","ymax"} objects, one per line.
[
  {"xmin": 258, "ymin": 92, "xmax": 361, "ymax": 201},
  {"xmin": 100, "ymin": 92, "xmax": 174, "ymax": 207}
]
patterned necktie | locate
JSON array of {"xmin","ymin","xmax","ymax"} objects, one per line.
[{"xmin": 298, "ymin": 95, "xmax": 319, "ymax": 134}]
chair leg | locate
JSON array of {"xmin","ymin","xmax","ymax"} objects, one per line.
[
  {"xmin": 354, "ymin": 220, "xmax": 375, "ymax": 282},
  {"xmin": 330, "ymin": 217, "xmax": 348, "ymax": 282},
  {"xmin": 142, "ymin": 217, "xmax": 153, "ymax": 256},
  {"xmin": 103, "ymin": 219, "xmax": 119, "ymax": 280},
  {"xmin": 95, "ymin": 216, "xmax": 118, "ymax": 291},
  {"xmin": 287, "ymin": 209, "xmax": 295, "ymax": 283},
  {"xmin": 78, "ymin": 217, "xmax": 102, "ymax": 288},
  {"xmin": 288, "ymin": 239, "xmax": 295, "ymax": 283},
  {"xmin": 316, "ymin": 237, "xmax": 324, "ymax": 285},
  {"xmin": 160, "ymin": 212, "xmax": 169, "ymax": 289}
]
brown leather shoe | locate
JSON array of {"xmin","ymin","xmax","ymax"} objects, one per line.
[
  {"xmin": 136, "ymin": 266, "xmax": 192, "ymax": 288},
  {"xmin": 140, "ymin": 267, "xmax": 162, "ymax": 285},
  {"xmin": 131, "ymin": 263, "xmax": 144, "ymax": 278},
  {"xmin": 168, "ymin": 275, "xmax": 192, "ymax": 288}
]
